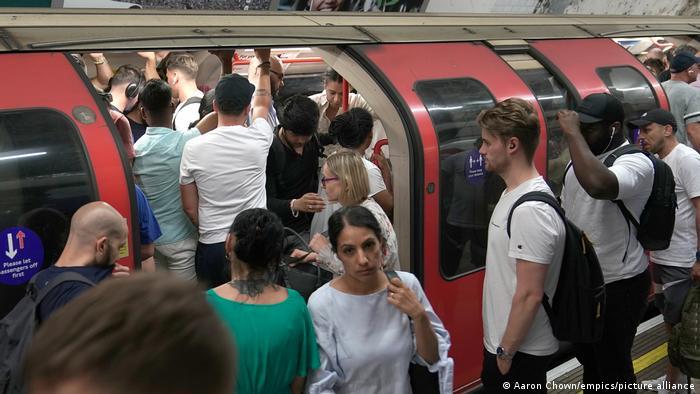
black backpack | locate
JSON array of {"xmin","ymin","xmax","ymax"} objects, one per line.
[
  {"xmin": 602, "ymin": 144, "xmax": 677, "ymax": 251},
  {"xmin": 507, "ymin": 191, "xmax": 606, "ymax": 343},
  {"xmin": 0, "ymin": 272, "xmax": 94, "ymax": 394}
]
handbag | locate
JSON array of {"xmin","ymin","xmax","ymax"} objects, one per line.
[{"xmin": 277, "ymin": 227, "xmax": 333, "ymax": 301}]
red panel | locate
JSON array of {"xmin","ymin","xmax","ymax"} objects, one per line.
[
  {"xmin": 531, "ymin": 38, "xmax": 669, "ymax": 110},
  {"xmin": 0, "ymin": 53, "xmax": 135, "ymax": 268},
  {"xmin": 356, "ymin": 42, "xmax": 547, "ymax": 389}
]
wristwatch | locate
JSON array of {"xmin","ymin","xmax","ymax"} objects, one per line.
[
  {"xmin": 496, "ymin": 346, "xmax": 515, "ymax": 361},
  {"xmin": 695, "ymin": 251, "xmax": 700, "ymax": 261}
]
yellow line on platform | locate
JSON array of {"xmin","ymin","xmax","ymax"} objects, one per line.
[
  {"xmin": 633, "ymin": 343, "xmax": 668, "ymax": 374},
  {"xmin": 571, "ymin": 343, "xmax": 667, "ymax": 394}
]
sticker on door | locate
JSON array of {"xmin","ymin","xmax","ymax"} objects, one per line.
[{"xmin": 0, "ymin": 226, "xmax": 44, "ymax": 286}]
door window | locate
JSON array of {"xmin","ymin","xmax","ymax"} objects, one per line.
[
  {"xmin": 503, "ymin": 54, "xmax": 572, "ymax": 195},
  {"xmin": 415, "ymin": 78, "xmax": 505, "ymax": 278},
  {"xmin": 0, "ymin": 109, "xmax": 96, "ymax": 317}
]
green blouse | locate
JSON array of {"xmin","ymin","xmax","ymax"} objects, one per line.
[{"xmin": 206, "ymin": 288, "xmax": 320, "ymax": 394}]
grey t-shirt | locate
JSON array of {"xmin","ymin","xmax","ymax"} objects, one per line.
[{"xmin": 661, "ymin": 80, "xmax": 700, "ymax": 145}]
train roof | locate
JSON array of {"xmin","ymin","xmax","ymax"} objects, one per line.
[{"xmin": 0, "ymin": 9, "xmax": 699, "ymax": 52}]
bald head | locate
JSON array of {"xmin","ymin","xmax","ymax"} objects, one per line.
[
  {"xmin": 248, "ymin": 55, "xmax": 284, "ymax": 97},
  {"xmin": 63, "ymin": 202, "xmax": 128, "ymax": 267}
]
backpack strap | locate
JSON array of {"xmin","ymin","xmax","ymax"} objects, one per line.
[
  {"xmin": 507, "ymin": 191, "xmax": 564, "ymax": 237},
  {"xmin": 31, "ymin": 272, "xmax": 95, "ymax": 305},
  {"xmin": 505, "ymin": 191, "xmax": 564, "ymax": 319},
  {"xmin": 602, "ymin": 144, "xmax": 650, "ymax": 262},
  {"xmin": 173, "ymin": 96, "xmax": 203, "ymax": 129}
]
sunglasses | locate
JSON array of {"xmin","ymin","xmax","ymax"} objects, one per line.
[{"xmin": 321, "ymin": 176, "xmax": 339, "ymax": 187}]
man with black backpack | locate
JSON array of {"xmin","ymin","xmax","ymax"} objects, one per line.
[
  {"xmin": 0, "ymin": 201, "xmax": 130, "ymax": 393},
  {"xmin": 478, "ymin": 98, "xmax": 566, "ymax": 393},
  {"xmin": 631, "ymin": 109, "xmax": 700, "ymax": 392},
  {"xmin": 558, "ymin": 93, "xmax": 658, "ymax": 393}
]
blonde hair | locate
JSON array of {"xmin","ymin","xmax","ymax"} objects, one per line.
[
  {"xmin": 477, "ymin": 97, "xmax": 540, "ymax": 162},
  {"xmin": 325, "ymin": 150, "xmax": 369, "ymax": 206}
]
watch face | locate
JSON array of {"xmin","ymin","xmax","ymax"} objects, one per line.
[{"xmin": 497, "ymin": 346, "xmax": 504, "ymax": 356}]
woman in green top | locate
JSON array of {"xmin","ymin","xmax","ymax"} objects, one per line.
[{"xmin": 206, "ymin": 208, "xmax": 319, "ymax": 394}]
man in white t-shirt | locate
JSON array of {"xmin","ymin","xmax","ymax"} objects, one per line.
[
  {"xmin": 179, "ymin": 49, "xmax": 274, "ymax": 288},
  {"xmin": 479, "ymin": 98, "xmax": 565, "ymax": 392},
  {"xmin": 631, "ymin": 109, "xmax": 700, "ymax": 390},
  {"xmin": 558, "ymin": 93, "xmax": 654, "ymax": 392},
  {"xmin": 166, "ymin": 53, "xmax": 205, "ymax": 132}
]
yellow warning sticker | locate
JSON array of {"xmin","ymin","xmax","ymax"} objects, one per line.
[{"xmin": 118, "ymin": 239, "xmax": 129, "ymax": 259}]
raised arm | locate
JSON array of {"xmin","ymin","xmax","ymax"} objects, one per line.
[
  {"xmin": 557, "ymin": 110, "xmax": 619, "ymax": 200},
  {"xmin": 250, "ymin": 48, "xmax": 272, "ymax": 122},
  {"xmin": 86, "ymin": 53, "xmax": 114, "ymax": 90},
  {"xmin": 137, "ymin": 51, "xmax": 160, "ymax": 81}
]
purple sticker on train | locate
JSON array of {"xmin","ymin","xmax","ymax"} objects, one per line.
[
  {"xmin": 0, "ymin": 226, "xmax": 44, "ymax": 286},
  {"xmin": 464, "ymin": 148, "xmax": 485, "ymax": 185}
]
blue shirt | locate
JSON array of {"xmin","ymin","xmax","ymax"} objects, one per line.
[
  {"xmin": 133, "ymin": 127, "xmax": 199, "ymax": 245},
  {"xmin": 135, "ymin": 184, "xmax": 162, "ymax": 245},
  {"xmin": 34, "ymin": 265, "xmax": 113, "ymax": 322}
]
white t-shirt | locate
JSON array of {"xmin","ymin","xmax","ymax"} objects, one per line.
[
  {"xmin": 363, "ymin": 157, "xmax": 387, "ymax": 197},
  {"xmin": 173, "ymin": 90, "xmax": 204, "ymax": 132},
  {"xmin": 482, "ymin": 176, "xmax": 565, "ymax": 357},
  {"xmin": 651, "ymin": 143, "xmax": 700, "ymax": 267},
  {"xmin": 561, "ymin": 143, "xmax": 653, "ymax": 283},
  {"xmin": 179, "ymin": 118, "xmax": 273, "ymax": 244}
]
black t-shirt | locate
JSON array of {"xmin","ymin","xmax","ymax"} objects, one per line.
[
  {"xmin": 128, "ymin": 117, "xmax": 147, "ymax": 142},
  {"xmin": 265, "ymin": 132, "xmax": 321, "ymax": 233},
  {"xmin": 33, "ymin": 265, "xmax": 113, "ymax": 323}
]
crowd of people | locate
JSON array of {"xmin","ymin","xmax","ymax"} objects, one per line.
[{"xmin": 9, "ymin": 43, "xmax": 700, "ymax": 394}]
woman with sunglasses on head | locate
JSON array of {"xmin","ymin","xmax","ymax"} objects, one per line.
[
  {"xmin": 302, "ymin": 150, "xmax": 399, "ymax": 276},
  {"xmin": 306, "ymin": 205, "xmax": 453, "ymax": 393},
  {"xmin": 206, "ymin": 208, "xmax": 319, "ymax": 394}
]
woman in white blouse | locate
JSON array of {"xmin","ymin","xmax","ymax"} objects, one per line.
[
  {"xmin": 306, "ymin": 205, "xmax": 453, "ymax": 393},
  {"xmin": 304, "ymin": 150, "xmax": 399, "ymax": 275}
]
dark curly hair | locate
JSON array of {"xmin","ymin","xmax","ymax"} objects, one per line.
[
  {"xmin": 280, "ymin": 95, "xmax": 320, "ymax": 136},
  {"xmin": 229, "ymin": 209, "xmax": 284, "ymax": 274},
  {"xmin": 329, "ymin": 107, "xmax": 373, "ymax": 150}
]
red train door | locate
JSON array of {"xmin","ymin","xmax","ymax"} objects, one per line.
[
  {"xmin": 351, "ymin": 42, "xmax": 548, "ymax": 390},
  {"xmin": 0, "ymin": 53, "xmax": 136, "ymax": 318},
  {"xmin": 530, "ymin": 38, "xmax": 669, "ymax": 114}
]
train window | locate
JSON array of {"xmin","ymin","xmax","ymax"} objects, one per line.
[
  {"xmin": 0, "ymin": 109, "xmax": 95, "ymax": 317},
  {"xmin": 415, "ymin": 78, "xmax": 504, "ymax": 279},
  {"xmin": 503, "ymin": 54, "xmax": 572, "ymax": 196},
  {"xmin": 596, "ymin": 66, "xmax": 658, "ymax": 121}
]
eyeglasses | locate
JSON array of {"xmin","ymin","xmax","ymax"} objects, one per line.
[{"xmin": 321, "ymin": 176, "xmax": 339, "ymax": 187}]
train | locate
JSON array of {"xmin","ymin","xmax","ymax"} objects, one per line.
[{"xmin": 0, "ymin": 8, "xmax": 695, "ymax": 391}]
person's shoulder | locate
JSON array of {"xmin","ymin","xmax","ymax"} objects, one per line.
[
  {"xmin": 362, "ymin": 157, "xmax": 380, "ymax": 171},
  {"xmin": 308, "ymin": 92, "xmax": 324, "ymax": 102},
  {"xmin": 285, "ymin": 288, "xmax": 310, "ymax": 308},
  {"xmin": 396, "ymin": 271, "xmax": 421, "ymax": 291},
  {"xmin": 307, "ymin": 282, "xmax": 333, "ymax": 310}
]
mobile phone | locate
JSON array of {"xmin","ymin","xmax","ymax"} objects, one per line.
[{"xmin": 385, "ymin": 270, "xmax": 400, "ymax": 283}]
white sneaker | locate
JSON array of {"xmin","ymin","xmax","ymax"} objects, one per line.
[{"xmin": 642, "ymin": 375, "xmax": 667, "ymax": 392}]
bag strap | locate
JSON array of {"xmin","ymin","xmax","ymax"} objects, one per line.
[
  {"xmin": 506, "ymin": 191, "xmax": 565, "ymax": 237},
  {"xmin": 173, "ymin": 96, "xmax": 203, "ymax": 129},
  {"xmin": 32, "ymin": 271, "xmax": 95, "ymax": 305},
  {"xmin": 506, "ymin": 191, "xmax": 563, "ymax": 319},
  {"xmin": 602, "ymin": 143, "xmax": 649, "ymax": 229}
]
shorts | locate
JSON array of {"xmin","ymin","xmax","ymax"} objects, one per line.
[{"xmin": 651, "ymin": 264, "xmax": 693, "ymax": 325}]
